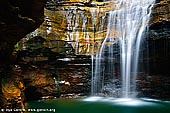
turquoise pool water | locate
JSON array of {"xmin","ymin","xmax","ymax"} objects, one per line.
[{"xmin": 26, "ymin": 97, "xmax": 170, "ymax": 113}]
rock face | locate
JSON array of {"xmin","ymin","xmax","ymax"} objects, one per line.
[
  {"xmin": 1, "ymin": 65, "xmax": 25, "ymax": 110},
  {"xmin": 149, "ymin": 0, "xmax": 170, "ymax": 40},
  {"xmin": 16, "ymin": 35, "xmax": 61, "ymax": 101},
  {"xmin": 0, "ymin": 0, "xmax": 47, "ymax": 65},
  {"xmin": 146, "ymin": 0, "xmax": 170, "ymax": 75},
  {"xmin": 14, "ymin": 0, "xmax": 169, "ymax": 100},
  {"xmin": 150, "ymin": 0, "xmax": 170, "ymax": 29},
  {"xmin": 41, "ymin": 0, "xmax": 170, "ymax": 99},
  {"xmin": 138, "ymin": 0, "xmax": 170, "ymax": 100},
  {"xmin": 0, "ymin": 0, "xmax": 48, "ymax": 111},
  {"xmin": 40, "ymin": 0, "xmax": 170, "ymax": 56},
  {"xmin": 58, "ymin": 60, "xmax": 91, "ymax": 98},
  {"xmin": 23, "ymin": 66, "xmax": 59, "ymax": 101}
]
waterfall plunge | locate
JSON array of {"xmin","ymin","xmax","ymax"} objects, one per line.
[{"xmin": 91, "ymin": 0, "xmax": 155, "ymax": 98}]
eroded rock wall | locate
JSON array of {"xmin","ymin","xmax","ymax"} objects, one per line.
[
  {"xmin": 0, "ymin": 0, "xmax": 48, "ymax": 110},
  {"xmin": 0, "ymin": 0, "xmax": 47, "ymax": 65}
]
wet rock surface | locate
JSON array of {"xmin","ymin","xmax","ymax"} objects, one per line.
[
  {"xmin": 140, "ymin": 0, "xmax": 170, "ymax": 100},
  {"xmin": 18, "ymin": 0, "xmax": 169, "ymax": 100},
  {"xmin": 15, "ymin": 35, "xmax": 91, "ymax": 99},
  {"xmin": 57, "ymin": 58, "xmax": 91, "ymax": 98},
  {"xmin": 136, "ymin": 38, "xmax": 170, "ymax": 100},
  {"xmin": 137, "ymin": 74, "xmax": 170, "ymax": 100}
]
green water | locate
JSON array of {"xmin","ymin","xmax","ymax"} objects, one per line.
[{"xmin": 26, "ymin": 97, "xmax": 170, "ymax": 113}]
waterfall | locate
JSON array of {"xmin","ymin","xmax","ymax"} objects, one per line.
[{"xmin": 92, "ymin": 0, "xmax": 155, "ymax": 98}]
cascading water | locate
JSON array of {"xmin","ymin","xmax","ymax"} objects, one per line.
[{"xmin": 92, "ymin": 0, "xmax": 155, "ymax": 98}]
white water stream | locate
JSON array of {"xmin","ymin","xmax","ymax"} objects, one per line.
[{"xmin": 92, "ymin": 0, "xmax": 155, "ymax": 98}]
